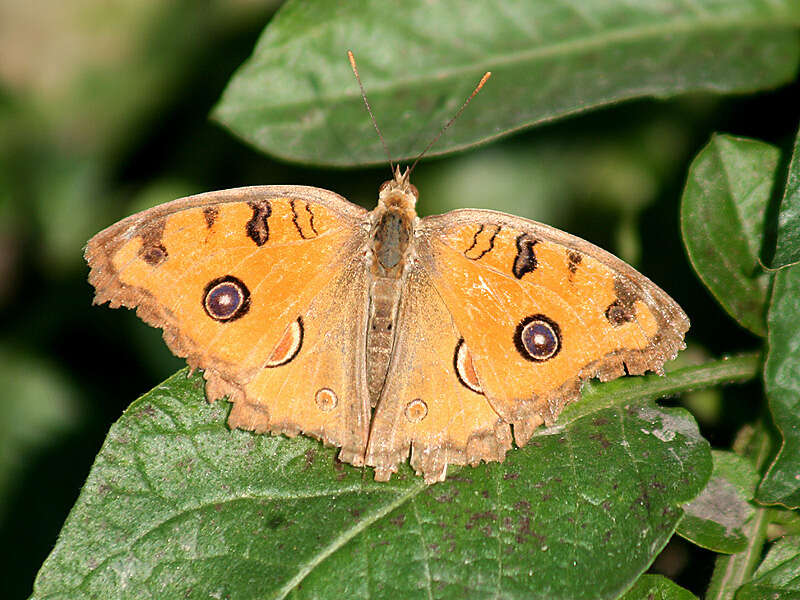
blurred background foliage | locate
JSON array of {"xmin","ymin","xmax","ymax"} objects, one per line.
[{"xmin": 0, "ymin": 1, "xmax": 797, "ymax": 597}]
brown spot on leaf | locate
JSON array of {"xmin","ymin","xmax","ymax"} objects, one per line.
[
  {"xmin": 466, "ymin": 511, "xmax": 497, "ymax": 530},
  {"xmin": 267, "ymin": 515, "xmax": 285, "ymax": 529},
  {"xmin": 516, "ymin": 516, "xmax": 546, "ymax": 545},
  {"xmin": 389, "ymin": 514, "xmax": 405, "ymax": 528},
  {"xmin": 433, "ymin": 488, "xmax": 459, "ymax": 503},
  {"xmin": 589, "ymin": 432, "xmax": 611, "ymax": 449}
]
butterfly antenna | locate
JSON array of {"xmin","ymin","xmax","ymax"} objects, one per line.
[
  {"xmin": 408, "ymin": 71, "xmax": 491, "ymax": 176},
  {"xmin": 348, "ymin": 50, "xmax": 395, "ymax": 173}
]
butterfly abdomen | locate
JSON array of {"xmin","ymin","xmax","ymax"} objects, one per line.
[
  {"xmin": 366, "ymin": 276, "xmax": 403, "ymax": 403},
  {"xmin": 366, "ymin": 195, "xmax": 416, "ymax": 405}
]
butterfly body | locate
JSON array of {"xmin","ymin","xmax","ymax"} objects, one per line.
[
  {"xmin": 86, "ymin": 170, "xmax": 688, "ymax": 483},
  {"xmin": 365, "ymin": 170, "xmax": 418, "ymax": 403}
]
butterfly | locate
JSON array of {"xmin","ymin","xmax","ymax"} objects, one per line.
[{"xmin": 85, "ymin": 58, "xmax": 689, "ymax": 484}]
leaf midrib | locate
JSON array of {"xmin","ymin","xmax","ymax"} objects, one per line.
[
  {"xmin": 274, "ymin": 481, "xmax": 428, "ymax": 599},
  {"xmin": 223, "ymin": 12, "xmax": 800, "ymax": 116},
  {"xmin": 58, "ymin": 484, "xmax": 415, "ymax": 598}
]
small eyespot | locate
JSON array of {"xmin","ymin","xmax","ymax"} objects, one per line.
[
  {"xmin": 514, "ymin": 315, "xmax": 561, "ymax": 362},
  {"xmin": 203, "ymin": 276, "xmax": 250, "ymax": 322},
  {"xmin": 315, "ymin": 388, "xmax": 338, "ymax": 412},
  {"xmin": 404, "ymin": 398, "xmax": 428, "ymax": 423}
]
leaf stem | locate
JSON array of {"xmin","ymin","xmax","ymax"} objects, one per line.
[
  {"xmin": 561, "ymin": 352, "xmax": 761, "ymax": 424},
  {"xmin": 705, "ymin": 425, "xmax": 772, "ymax": 600}
]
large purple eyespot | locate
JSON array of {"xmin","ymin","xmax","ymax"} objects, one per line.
[
  {"xmin": 514, "ymin": 314, "xmax": 561, "ymax": 362},
  {"xmin": 203, "ymin": 276, "xmax": 250, "ymax": 322}
]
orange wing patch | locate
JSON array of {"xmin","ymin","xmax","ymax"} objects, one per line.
[{"xmin": 98, "ymin": 199, "xmax": 355, "ymax": 378}]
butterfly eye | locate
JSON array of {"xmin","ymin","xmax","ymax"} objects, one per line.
[
  {"xmin": 515, "ymin": 315, "xmax": 561, "ymax": 362},
  {"xmin": 203, "ymin": 276, "xmax": 250, "ymax": 322}
]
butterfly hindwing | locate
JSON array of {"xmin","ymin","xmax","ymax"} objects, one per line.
[{"xmin": 230, "ymin": 251, "xmax": 372, "ymax": 464}]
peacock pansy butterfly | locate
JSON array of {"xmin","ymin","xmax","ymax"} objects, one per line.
[{"xmin": 86, "ymin": 58, "xmax": 689, "ymax": 483}]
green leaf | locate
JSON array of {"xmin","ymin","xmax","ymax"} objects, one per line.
[
  {"xmin": 213, "ymin": 0, "xmax": 800, "ymax": 166},
  {"xmin": 619, "ymin": 574, "xmax": 698, "ymax": 600},
  {"xmin": 681, "ymin": 134, "xmax": 779, "ymax": 336},
  {"xmin": 676, "ymin": 450, "xmax": 758, "ymax": 553},
  {"xmin": 772, "ymin": 126, "xmax": 800, "ymax": 268},
  {"xmin": 756, "ymin": 264, "xmax": 800, "ymax": 508},
  {"xmin": 735, "ymin": 536, "xmax": 800, "ymax": 600},
  {"xmin": 32, "ymin": 366, "xmax": 718, "ymax": 600}
]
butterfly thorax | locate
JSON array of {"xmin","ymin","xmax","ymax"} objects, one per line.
[{"xmin": 365, "ymin": 169, "xmax": 419, "ymax": 404}]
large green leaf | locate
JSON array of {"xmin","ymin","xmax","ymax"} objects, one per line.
[
  {"xmin": 213, "ymin": 0, "xmax": 800, "ymax": 166},
  {"xmin": 619, "ymin": 574, "xmax": 697, "ymax": 600},
  {"xmin": 756, "ymin": 264, "xmax": 800, "ymax": 508},
  {"xmin": 676, "ymin": 451, "xmax": 758, "ymax": 553},
  {"xmin": 735, "ymin": 535, "xmax": 800, "ymax": 599},
  {"xmin": 772, "ymin": 126, "xmax": 800, "ymax": 268},
  {"xmin": 32, "ymin": 363, "xmax": 728, "ymax": 600},
  {"xmin": 681, "ymin": 135, "xmax": 779, "ymax": 336}
]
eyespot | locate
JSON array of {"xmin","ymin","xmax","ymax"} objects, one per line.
[
  {"xmin": 315, "ymin": 388, "xmax": 338, "ymax": 412},
  {"xmin": 203, "ymin": 276, "xmax": 250, "ymax": 322},
  {"xmin": 404, "ymin": 398, "xmax": 428, "ymax": 423},
  {"xmin": 514, "ymin": 315, "xmax": 561, "ymax": 362}
]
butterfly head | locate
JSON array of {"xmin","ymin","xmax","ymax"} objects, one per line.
[{"xmin": 378, "ymin": 165, "xmax": 418, "ymax": 214}]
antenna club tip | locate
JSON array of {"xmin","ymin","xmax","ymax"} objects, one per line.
[{"xmin": 347, "ymin": 50, "xmax": 357, "ymax": 70}]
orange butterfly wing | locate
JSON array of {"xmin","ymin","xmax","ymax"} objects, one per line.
[
  {"xmin": 86, "ymin": 186, "xmax": 372, "ymax": 462},
  {"xmin": 415, "ymin": 209, "xmax": 689, "ymax": 447}
]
